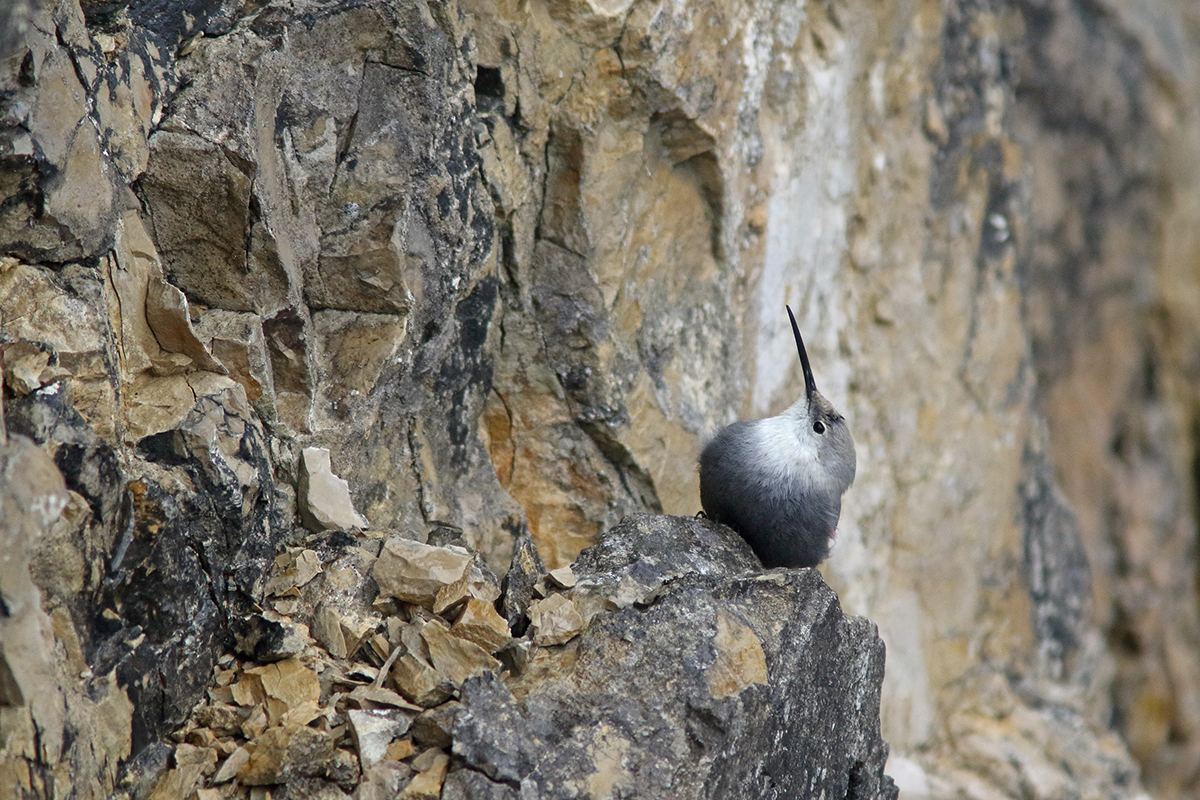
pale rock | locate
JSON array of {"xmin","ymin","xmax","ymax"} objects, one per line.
[
  {"xmin": 410, "ymin": 703, "xmax": 461, "ymax": 750},
  {"xmin": 390, "ymin": 654, "xmax": 455, "ymax": 708},
  {"xmin": 192, "ymin": 309, "xmax": 276, "ymax": 420},
  {"xmin": 193, "ymin": 704, "xmax": 251, "ymax": 738},
  {"xmin": 372, "ymin": 538, "xmax": 472, "ymax": 608},
  {"xmin": 420, "ymin": 623, "xmax": 502, "ymax": 687},
  {"xmin": 313, "ymin": 604, "xmax": 349, "ymax": 659},
  {"xmin": 705, "ymin": 612, "xmax": 769, "ymax": 699},
  {"xmin": 547, "ymin": 565, "xmax": 578, "ymax": 589},
  {"xmin": 144, "ymin": 275, "xmax": 226, "ymax": 375},
  {"xmin": 298, "ymin": 447, "xmax": 369, "ymax": 532},
  {"xmin": 528, "ymin": 594, "xmax": 585, "ymax": 647},
  {"xmin": 237, "ymin": 724, "xmax": 335, "ymax": 785},
  {"xmin": 399, "ymin": 749, "xmax": 449, "ymax": 800},
  {"xmin": 264, "ymin": 549, "xmax": 324, "ymax": 596},
  {"xmin": 212, "ymin": 746, "xmax": 249, "ymax": 783},
  {"xmin": 348, "ymin": 709, "xmax": 413, "ymax": 769},
  {"xmin": 243, "ymin": 657, "xmax": 321, "ymax": 725},
  {"xmin": 358, "ymin": 761, "xmax": 416, "ymax": 800},
  {"xmin": 386, "ymin": 739, "xmax": 417, "ymax": 761},
  {"xmin": 346, "ymin": 685, "xmax": 421, "ymax": 711},
  {"xmin": 432, "ymin": 561, "xmax": 502, "ymax": 617},
  {"xmin": 451, "ymin": 598, "xmax": 511, "ymax": 654}
]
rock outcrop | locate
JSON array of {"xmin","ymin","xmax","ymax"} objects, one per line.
[
  {"xmin": 101, "ymin": 514, "xmax": 897, "ymax": 799},
  {"xmin": 4, "ymin": 0, "xmax": 1200, "ymax": 797}
]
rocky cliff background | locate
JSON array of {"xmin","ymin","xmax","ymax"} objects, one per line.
[{"xmin": 2, "ymin": 0, "xmax": 1200, "ymax": 796}]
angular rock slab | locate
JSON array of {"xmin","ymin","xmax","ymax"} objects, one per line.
[{"xmin": 453, "ymin": 514, "xmax": 897, "ymax": 799}]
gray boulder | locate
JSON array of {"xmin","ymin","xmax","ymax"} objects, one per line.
[{"xmin": 453, "ymin": 514, "xmax": 896, "ymax": 799}]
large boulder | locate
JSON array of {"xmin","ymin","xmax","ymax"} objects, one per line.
[{"xmin": 452, "ymin": 514, "xmax": 897, "ymax": 799}]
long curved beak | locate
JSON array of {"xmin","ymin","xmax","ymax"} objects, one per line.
[{"xmin": 786, "ymin": 305, "xmax": 817, "ymax": 402}]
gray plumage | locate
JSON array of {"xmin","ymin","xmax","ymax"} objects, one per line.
[{"xmin": 699, "ymin": 307, "xmax": 856, "ymax": 568}]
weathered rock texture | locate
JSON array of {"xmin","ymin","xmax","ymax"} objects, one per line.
[
  {"xmin": 3, "ymin": 0, "xmax": 1200, "ymax": 796},
  {"xmin": 454, "ymin": 515, "xmax": 894, "ymax": 799}
]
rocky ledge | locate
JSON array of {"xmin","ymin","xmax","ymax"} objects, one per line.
[{"xmin": 125, "ymin": 512, "xmax": 896, "ymax": 799}]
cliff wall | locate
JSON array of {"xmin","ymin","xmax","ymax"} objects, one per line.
[{"xmin": 2, "ymin": 0, "xmax": 1199, "ymax": 797}]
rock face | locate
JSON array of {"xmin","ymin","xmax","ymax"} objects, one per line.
[
  {"xmin": 454, "ymin": 515, "xmax": 895, "ymax": 800},
  {"xmin": 4, "ymin": 0, "xmax": 1200, "ymax": 797}
]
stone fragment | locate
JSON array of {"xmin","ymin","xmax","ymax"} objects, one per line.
[
  {"xmin": 193, "ymin": 704, "xmax": 250, "ymax": 737},
  {"xmin": 241, "ymin": 706, "xmax": 269, "ymax": 740},
  {"xmin": 359, "ymin": 762, "xmax": 415, "ymax": 800},
  {"xmin": 233, "ymin": 614, "xmax": 310, "ymax": 662},
  {"xmin": 144, "ymin": 276, "xmax": 227, "ymax": 374},
  {"xmin": 347, "ymin": 685, "xmax": 421, "ymax": 711},
  {"xmin": 386, "ymin": 739, "xmax": 417, "ymax": 761},
  {"xmin": 243, "ymin": 657, "xmax": 321, "ymax": 725},
  {"xmin": 495, "ymin": 639, "xmax": 533, "ymax": 676},
  {"xmin": 528, "ymin": 594, "xmax": 585, "ymax": 647},
  {"xmin": 213, "ymin": 746, "xmax": 250, "ymax": 783},
  {"xmin": 547, "ymin": 565, "xmax": 577, "ymax": 589},
  {"xmin": 373, "ymin": 538, "xmax": 472, "ymax": 608},
  {"xmin": 390, "ymin": 654, "xmax": 455, "ymax": 708},
  {"xmin": 298, "ymin": 447, "xmax": 368, "ymax": 532},
  {"xmin": 0, "ymin": 341, "xmax": 68, "ymax": 396},
  {"xmin": 325, "ymin": 747, "xmax": 362, "ymax": 789},
  {"xmin": 451, "ymin": 598, "xmax": 511, "ymax": 654},
  {"xmin": 192, "ymin": 309, "xmax": 275, "ymax": 418},
  {"xmin": 264, "ymin": 549, "xmax": 324, "ymax": 596},
  {"xmin": 441, "ymin": 769, "xmax": 520, "ymax": 800},
  {"xmin": 313, "ymin": 605, "xmax": 348, "ymax": 659},
  {"xmin": 230, "ymin": 673, "xmax": 267, "ymax": 708},
  {"xmin": 421, "ymin": 624, "xmax": 502, "ymax": 687},
  {"xmin": 410, "ymin": 702, "xmax": 461, "ymax": 749},
  {"xmin": 500, "ymin": 531, "xmax": 546, "ymax": 631},
  {"xmin": 348, "ymin": 709, "xmax": 413, "ymax": 769},
  {"xmin": 400, "ymin": 749, "xmax": 449, "ymax": 800},
  {"xmin": 237, "ymin": 724, "xmax": 335, "ymax": 785}
]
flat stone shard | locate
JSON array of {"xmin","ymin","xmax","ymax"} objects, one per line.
[
  {"xmin": 451, "ymin": 598, "xmax": 512, "ymax": 653},
  {"xmin": 528, "ymin": 594, "xmax": 585, "ymax": 646},
  {"xmin": 373, "ymin": 538, "xmax": 473, "ymax": 607},
  {"xmin": 454, "ymin": 514, "xmax": 898, "ymax": 799},
  {"xmin": 297, "ymin": 447, "xmax": 368, "ymax": 532},
  {"xmin": 348, "ymin": 709, "xmax": 413, "ymax": 769},
  {"xmin": 420, "ymin": 623, "xmax": 502, "ymax": 687},
  {"xmin": 236, "ymin": 723, "xmax": 335, "ymax": 785},
  {"xmin": 391, "ymin": 654, "xmax": 455, "ymax": 708}
]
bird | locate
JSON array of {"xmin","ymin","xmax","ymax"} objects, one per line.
[{"xmin": 698, "ymin": 306, "xmax": 856, "ymax": 568}]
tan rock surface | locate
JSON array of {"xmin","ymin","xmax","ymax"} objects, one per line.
[
  {"xmin": 373, "ymin": 538, "xmax": 473, "ymax": 607},
  {"xmin": 5, "ymin": 0, "xmax": 1200, "ymax": 795},
  {"xmin": 529, "ymin": 594, "xmax": 586, "ymax": 647},
  {"xmin": 450, "ymin": 598, "xmax": 512, "ymax": 653}
]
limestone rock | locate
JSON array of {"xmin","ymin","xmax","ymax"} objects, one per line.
[
  {"xmin": 410, "ymin": 703, "xmax": 461, "ymax": 749},
  {"xmin": 236, "ymin": 724, "xmax": 335, "ymax": 785},
  {"xmin": 420, "ymin": 624, "xmax": 502, "ymax": 688},
  {"xmin": 390, "ymin": 654, "xmax": 455, "ymax": 709},
  {"xmin": 453, "ymin": 515, "xmax": 896, "ymax": 798},
  {"xmin": 399, "ymin": 749, "xmax": 449, "ymax": 800},
  {"xmin": 450, "ymin": 599, "xmax": 511, "ymax": 654},
  {"xmin": 298, "ymin": 447, "xmax": 368, "ymax": 532},
  {"xmin": 527, "ymin": 594, "xmax": 585, "ymax": 647},
  {"xmin": 500, "ymin": 530, "xmax": 545, "ymax": 633},
  {"xmin": 373, "ymin": 538, "xmax": 473, "ymax": 608},
  {"xmin": 7, "ymin": 0, "xmax": 1200, "ymax": 793},
  {"xmin": 348, "ymin": 709, "xmax": 413, "ymax": 769}
]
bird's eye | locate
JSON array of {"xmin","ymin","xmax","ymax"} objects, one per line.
[{"xmin": 813, "ymin": 421, "xmax": 825, "ymax": 434}]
